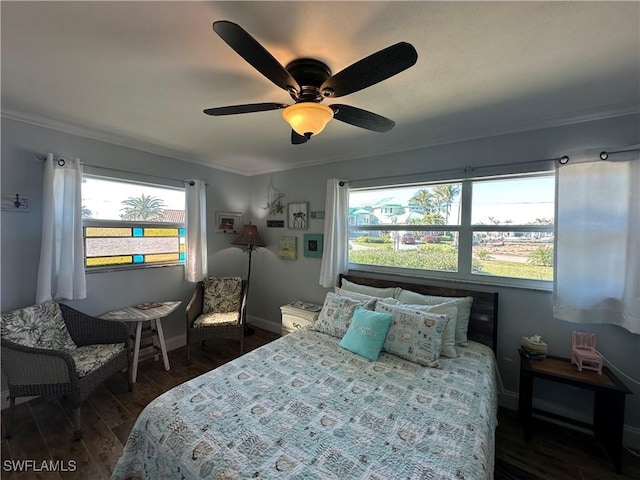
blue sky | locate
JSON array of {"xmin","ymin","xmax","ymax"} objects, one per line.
[
  {"xmin": 82, "ymin": 176, "xmax": 185, "ymax": 220},
  {"xmin": 350, "ymin": 175, "xmax": 555, "ymax": 225}
]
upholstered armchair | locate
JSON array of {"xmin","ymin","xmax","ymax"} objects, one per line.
[
  {"xmin": 1, "ymin": 301, "xmax": 131, "ymax": 440},
  {"xmin": 185, "ymin": 276, "xmax": 247, "ymax": 365}
]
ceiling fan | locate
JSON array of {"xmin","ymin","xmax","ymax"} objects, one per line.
[{"xmin": 204, "ymin": 21, "xmax": 418, "ymax": 145}]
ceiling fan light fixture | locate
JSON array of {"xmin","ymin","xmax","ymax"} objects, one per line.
[{"xmin": 282, "ymin": 103, "xmax": 334, "ymax": 137}]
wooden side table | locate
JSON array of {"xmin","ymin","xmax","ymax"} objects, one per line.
[
  {"xmin": 100, "ymin": 301, "xmax": 181, "ymax": 383},
  {"xmin": 518, "ymin": 351, "xmax": 631, "ymax": 473},
  {"xmin": 280, "ymin": 302, "xmax": 321, "ymax": 335}
]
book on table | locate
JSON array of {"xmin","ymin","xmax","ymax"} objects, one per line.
[
  {"xmin": 289, "ymin": 301, "xmax": 321, "ymax": 312},
  {"xmin": 519, "ymin": 346, "xmax": 546, "ymax": 360}
]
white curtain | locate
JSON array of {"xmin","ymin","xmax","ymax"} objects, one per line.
[
  {"xmin": 36, "ymin": 154, "xmax": 86, "ymax": 303},
  {"xmin": 184, "ymin": 179, "xmax": 208, "ymax": 282},
  {"xmin": 553, "ymin": 149, "xmax": 639, "ymax": 334},
  {"xmin": 319, "ymin": 179, "xmax": 349, "ymax": 288}
]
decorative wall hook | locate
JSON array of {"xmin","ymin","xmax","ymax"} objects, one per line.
[{"xmin": 1, "ymin": 193, "xmax": 30, "ymax": 212}]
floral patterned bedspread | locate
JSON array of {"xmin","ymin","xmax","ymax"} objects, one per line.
[{"xmin": 111, "ymin": 328, "xmax": 498, "ymax": 480}]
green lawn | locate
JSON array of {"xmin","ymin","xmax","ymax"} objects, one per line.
[
  {"xmin": 349, "ymin": 245, "xmax": 553, "ymax": 281},
  {"xmin": 475, "ymin": 260, "xmax": 553, "ymax": 280}
]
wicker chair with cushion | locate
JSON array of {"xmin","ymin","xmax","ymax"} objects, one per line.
[
  {"xmin": 186, "ymin": 276, "xmax": 247, "ymax": 365},
  {"xmin": 1, "ymin": 301, "xmax": 131, "ymax": 440}
]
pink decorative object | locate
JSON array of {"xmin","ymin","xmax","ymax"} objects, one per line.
[{"xmin": 571, "ymin": 331, "xmax": 603, "ymax": 375}]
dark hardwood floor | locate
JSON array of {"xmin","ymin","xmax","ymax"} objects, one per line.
[{"xmin": 1, "ymin": 327, "xmax": 638, "ymax": 479}]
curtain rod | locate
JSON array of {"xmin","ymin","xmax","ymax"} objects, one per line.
[
  {"xmin": 339, "ymin": 154, "xmax": 569, "ymax": 187},
  {"xmin": 36, "ymin": 154, "xmax": 202, "ymax": 186},
  {"xmin": 339, "ymin": 147, "xmax": 640, "ymax": 186}
]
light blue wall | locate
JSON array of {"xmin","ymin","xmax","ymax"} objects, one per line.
[
  {"xmin": 247, "ymin": 114, "xmax": 640, "ymax": 430},
  {"xmin": 0, "ymin": 118, "xmax": 251, "ymax": 342},
  {"xmin": 1, "ymin": 114, "xmax": 639, "ymax": 432}
]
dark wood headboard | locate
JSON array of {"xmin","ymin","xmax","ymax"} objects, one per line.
[{"xmin": 339, "ymin": 274, "xmax": 499, "ymax": 355}]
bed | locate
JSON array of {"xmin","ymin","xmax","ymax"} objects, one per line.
[{"xmin": 112, "ymin": 274, "xmax": 499, "ymax": 480}]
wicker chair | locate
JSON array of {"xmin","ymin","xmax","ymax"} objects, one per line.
[
  {"xmin": 185, "ymin": 277, "xmax": 247, "ymax": 366},
  {"xmin": 1, "ymin": 302, "xmax": 131, "ymax": 440}
]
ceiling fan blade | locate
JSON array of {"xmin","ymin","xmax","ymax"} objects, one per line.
[
  {"xmin": 330, "ymin": 104, "xmax": 395, "ymax": 132},
  {"xmin": 291, "ymin": 130, "xmax": 310, "ymax": 145},
  {"xmin": 204, "ymin": 102, "xmax": 288, "ymax": 116},
  {"xmin": 213, "ymin": 21, "xmax": 300, "ymax": 93},
  {"xmin": 321, "ymin": 42, "xmax": 418, "ymax": 98}
]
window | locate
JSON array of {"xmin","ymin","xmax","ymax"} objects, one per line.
[
  {"xmin": 348, "ymin": 172, "xmax": 555, "ymax": 287},
  {"xmin": 82, "ymin": 176, "xmax": 186, "ymax": 271}
]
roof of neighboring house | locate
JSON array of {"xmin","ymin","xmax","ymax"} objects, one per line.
[{"xmin": 374, "ymin": 197, "xmax": 405, "ymax": 207}]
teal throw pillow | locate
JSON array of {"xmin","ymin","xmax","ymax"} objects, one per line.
[{"xmin": 339, "ymin": 306, "xmax": 393, "ymax": 361}]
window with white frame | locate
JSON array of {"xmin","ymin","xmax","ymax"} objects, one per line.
[
  {"xmin": 348, "ymin": 172, "xmax": 555, "ymax": 286},
  {"xmin": 81, "ymin": 175, "xmax": 186, "ymax": 271}
]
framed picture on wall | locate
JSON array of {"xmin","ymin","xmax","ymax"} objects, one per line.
[
  {"xmin": 288, "ymin": 202, "xmax": 308, "ymax": 230},
  {"xmin": 278, "ymin": 236, "xmax": 297, "ymax": 260},
  {"xmin": 303, "ymin": 234, "xmax": 323, "ymax": 258},
  {"xmin": 215, "ymin": 211, "xmax": 243, "ymax": 234}
]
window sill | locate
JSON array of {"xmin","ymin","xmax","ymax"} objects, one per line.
[{"xmin": 86, "ymin": 263, "xmax": 184, "ymax": 274}]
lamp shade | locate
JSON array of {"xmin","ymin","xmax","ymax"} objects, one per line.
[
  {"xmin": 232, "ymin": 224, "xmax": 266, "ymax": 248},
  {"xmin": 282, "ymin": 103, "xmax": 334, "ymax": 137}
]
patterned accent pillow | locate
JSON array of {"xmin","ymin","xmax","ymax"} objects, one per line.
[
  {"xmin": 310, "ymin": 293, "xmax": 376, "ymax": 338},
  {"xmin": 339, "ymin": 307, "xmax": 393, "ymax": 361},
  {"xmin": 393, "ymin": 303, "xmax": 458, "ymax": 358},
  {"xmin": 0, "ymin": 301, "xmax": 77, "ymax": 350},
  {"xmin": 203, "ymin": 277, "xmax": 243, "ymax": 314},
  {"xmin": 396, "ymin": 289, "xmax": 474, "ymax": 346},
  {"xmin": 375, "ymin": 302, "xmax": 450, "ymax": 368}
]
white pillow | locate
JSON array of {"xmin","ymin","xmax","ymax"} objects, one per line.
[
  {"xmin": 375, "ymin": 302, "xmax": 450, "ymax": 368},
  {"xmin": 340, "ymin": 278, "xmax": 399, "ymax": 299},
  {"xmin": 334, "ymin": 287, "xmax": 400, "ymax": 305},
  {"xmin": 396, "ymin": 289, "xmax": 473, "ymax": 346},
  {"xmin": 393, "ymin": 302, "xmax": 458, "ymax": 357}
]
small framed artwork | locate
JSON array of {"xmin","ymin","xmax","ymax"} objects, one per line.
[
  {"xmin": 215, "ymin": 211, "xmax": 243, "ymax": 234},
  {"xmin": 303, "ymin": 234, "xmax": 324, "ymax": 258},
  {"xmin": 288, "ymin": 202, "xmax": 308, "ymax": 230},
  {"xmin": 310, "ymin": 211, "xmax": 325, "ymax": 220},
  {"xmin": 278, "ymin": 236, "xmax": 297, "ymax": 260}
]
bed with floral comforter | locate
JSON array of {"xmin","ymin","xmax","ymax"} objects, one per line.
[{"xmin": 112, "ymin": 326, "xmax": 498, "ymax": 480}]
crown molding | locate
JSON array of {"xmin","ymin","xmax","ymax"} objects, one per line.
[
  {"xmin": 3, "ymin": 102, "xmax": 637, "ymax": 177},
  {"xmin": 0, "ymin": 109, "xmax": 253, "ymax": 176}
]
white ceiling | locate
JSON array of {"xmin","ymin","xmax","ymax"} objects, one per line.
[{"xmin": 2, "ymin": 1, "xmax": 639, "ymax": 176}]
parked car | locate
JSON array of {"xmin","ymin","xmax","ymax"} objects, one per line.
[
  {"xmin": 422, "ymin": 234, "xmax": 440, "ymax": 244},
  {"xmin": 400, "ymin": 233, "xmax": 416, "ymax": 244}
]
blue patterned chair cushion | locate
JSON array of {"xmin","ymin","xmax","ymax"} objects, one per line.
[
  {"xmin": 202, "ymin": 277, "xmax": 242, "ymax": 315},
  {"xmin": 68, "ymin": 343, "xmax": 125, "ymax": 378},
  {"xmin": 1, "ymin": 301, "xmax": 77, "ymax": 350}
]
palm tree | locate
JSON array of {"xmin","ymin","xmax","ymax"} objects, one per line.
[
  {"xmin": 409, "ymin": 189, "xmax": 436, "ymax": 214},
  {"xmin": 82, "ymin": 206, "xmax": 93, "ymax": 218},
  {"xmin": 120, "ymin": 194, "xmax": 166, "ymax": 221},
  {"xmin": 433, "ymin": 185, "xmax": 460, "ymax": 223}
]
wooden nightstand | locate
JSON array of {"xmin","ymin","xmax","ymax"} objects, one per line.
[
  {"xmin": 280, "ymin": 302, "xmax": 321, "ymax": 335},
  {"xmin": 518, "ymin": 351, "xmax": 632, "ymax": 473}
]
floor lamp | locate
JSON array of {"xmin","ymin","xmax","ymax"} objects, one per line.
[{"xmin": 232, "ymin": 223, "xmax": 265, "ymax": 336}]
